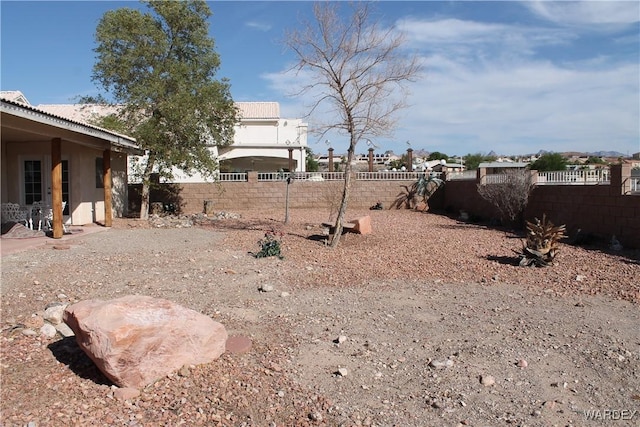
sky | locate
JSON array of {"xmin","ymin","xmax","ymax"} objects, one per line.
[{"xmin": 1, "ymin": 1, "xmax": 639, "ymax": 157}]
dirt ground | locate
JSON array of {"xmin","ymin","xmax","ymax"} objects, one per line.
[{"xmin": 1, "ymin": 209, "xmax": 639, "ymax": 426}]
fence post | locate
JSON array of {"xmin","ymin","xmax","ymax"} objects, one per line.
[
  {"xmin": 478, "ymin": 167, "xmax": 487, "ymax": 185},
  {"xmin": 247, "ymin": 171, "xmax": 258, "ymax": 183},
  {"xmin": 328, "ymin": 147, "xmax": 334, "ymax": 172},
  {"xmin": 610, "ymin": 163, "xmax": 632, "ymax": 195},
  {"xmin": 368, "ymin": 148, "xmax": 374, "ymax": 172}
]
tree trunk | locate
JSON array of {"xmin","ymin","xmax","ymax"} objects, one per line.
[
  {"xmin": 329, "ymin": 141, "xmax": 356, "ymax": 248},
  {"xmin": 139, "ymin": 153, "xmax": 156, "ymax": 220}
]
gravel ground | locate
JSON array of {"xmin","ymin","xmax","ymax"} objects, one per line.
[{"xmin": 1, "ymin": 208, "xmax": 639, "ymax": 427}]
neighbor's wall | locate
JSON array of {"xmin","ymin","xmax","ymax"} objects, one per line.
[
  {"xmin": 525, "ymin": 164, "xmax": 639, "ymax": 248},
  {"xmin": 437, "ymin": 164, "xmax": 639, "ymax": 248}
]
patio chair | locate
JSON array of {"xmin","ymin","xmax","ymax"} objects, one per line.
[
  {"xmin": 32, "ymin": 201, "xmax": 68, "ymax": 233},
  {"xmin": 1, "ymin": 203, "xmax": 30, "ymax": 228}
]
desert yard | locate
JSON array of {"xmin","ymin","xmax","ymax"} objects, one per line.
[{"xmin": 1, "ymin": 208, "xmax": 639, "ymax": 426}]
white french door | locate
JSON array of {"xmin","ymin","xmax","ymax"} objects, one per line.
[{"xmin": 21, "ymin": 156, "xmax": 70, "ymax": 216}]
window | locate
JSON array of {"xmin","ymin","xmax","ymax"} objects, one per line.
[{"xmin": 24, "ymin": 160, "xmax": 42, "ymax": 204}]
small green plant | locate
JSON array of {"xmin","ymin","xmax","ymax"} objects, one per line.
[{"xmin": 253, "ymin": 230, "xmax": 284, "ymax": 259}]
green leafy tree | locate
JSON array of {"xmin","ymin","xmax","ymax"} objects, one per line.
[
  {"xmin": 528, "ymin": 153, "xmax": 568, "ymax": 171},
  {"xmin": 285, "ymin": 2, "xmax": 421, "ymax": 247},
  {"xmin": 463, "ymin": 153, "xmax": 497, "ymax": 170},
  {"xmin": 92, "ymin": 0, "xmax": 238, "ymax": 219},
  {"xmin": 305, "ymin": 147, "xmax": 319, "ymax": 172},
  {"xmin": 585, "ymin": 156, "xmax": 605, "ymax": 165},
  {"xmin": 427, "ymin": 151, "xmax": 448, "ymax": 161},
  {"xmin": 388, "ymin": 153, "xmax": 410, "ymax": 170}
]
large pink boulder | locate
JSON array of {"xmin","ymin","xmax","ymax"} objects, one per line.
[
  {"xmin": 63, "ymin": 295, "xmax": 227, "ymax": 389},
  {"xmin": 350, "ymin": 215, "xmax": 372, "ymax": 234}
]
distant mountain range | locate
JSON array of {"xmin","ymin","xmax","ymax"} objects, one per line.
[{"xmin": 534, "ymin": 150, "xmax": 628, "ymax": 158}]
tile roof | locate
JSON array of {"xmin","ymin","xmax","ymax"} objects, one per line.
[
  {"xmin": 35, "ymin": 103, "xmax": 121, "ymax": 123},
  {"xmin": 236, "ymin": 102, "xmax": 279, "ymax": 120},
  {"xmin": 1, "ymin": 96, "xmax": 140, "ymax": 152},
  {"xmin": 0, "ymin": 90, "xmax": 30, "ymax": 105}
]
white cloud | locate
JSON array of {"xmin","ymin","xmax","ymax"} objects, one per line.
[
  {"xmin": 264, "ymin": 14, "xmax": 639, "ymax": 155},
  {"xmin": 245, "ymin": 21, "xmax": 272, "ymax": 32},
  {"xmin": 525, "ymin": 1, "xmax": 640, "ymax": 26}
]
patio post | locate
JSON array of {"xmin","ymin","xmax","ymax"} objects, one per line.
[
  {"xmin": 51, "ymin": 137, "xmax": 63, "ymax": 238},
  {"xmin": 103, "ymin": 149, "xmax": 112, "ymax": 227}
]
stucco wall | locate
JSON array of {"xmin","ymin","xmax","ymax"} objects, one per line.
[{"xmin": 1, "ymin": 141, "xmax": 130, "ymax": 226}]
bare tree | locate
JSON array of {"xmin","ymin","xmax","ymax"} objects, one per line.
[
  {"xmin": 285, "ymin": 2, "xmax": 421, "ymax": 247},
  {"xmin": 477, "ymin": 169, "xmax": 535, "ymax": 227}
]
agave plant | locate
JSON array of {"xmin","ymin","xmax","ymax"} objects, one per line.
[
  {"xmin": 391, "ymin": 174, "xmax": 444, "ymax": 210},
  {"xmin": 519, "ymin": 214, "xmax": 567, "ymax": 267}
]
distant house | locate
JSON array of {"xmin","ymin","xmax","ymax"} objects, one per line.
[
  {"xmin": 478, "ymin": 161, "xmax": 530, "ymax": 174},
  {"xmin": 1, "ymin": 91, "xmax": 142, "ymax": 232},
  {"xmin": 36, "ymin": 100, "xmax": 309, "ymax": 182}
]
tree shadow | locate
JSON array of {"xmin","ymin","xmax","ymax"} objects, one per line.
[
  {"xmin": 486, "ymin": 254, "xmax": 521, "ymax": 266},
  {"xmin": 307, "ymin": 234, "xmax": 329, "ymax": 244},
  {"xmin": 47, "ymin": 337, "xmax": 113, "ymax": 386}
]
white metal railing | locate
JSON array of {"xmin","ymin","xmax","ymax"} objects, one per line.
[
  {"xmin": 357, "ymin": 171, "xmax": 428, "ymax": 181},
  {"xmin": 447, "ymin": 170, "xmax": 476, "ymax": 181},
  {"xmin": 218, "ymin": 168, "xmax": 619, "ymax": 186},
  {"xmin": 217, "ymin": 173, "xmax": 247, "ymax": 182},
  {"xmin": 257, "ymin": 171, "xmax": 345, "ymax": 181},
  {"xmin": 536, "ymin": 169, "xmax": 610, "ymax": 185},
  {"xmin": 485, "ymin": 174, "xmax": 512, "ymax": 184}
]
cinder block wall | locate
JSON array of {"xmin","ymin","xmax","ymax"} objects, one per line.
[
  {"xmin": 129, "ymin": 164, "xmax": 639, "ymax": 248},
  {"xmin": 176, "ymin": 179, "xmax": 414, "ymax": 212}
]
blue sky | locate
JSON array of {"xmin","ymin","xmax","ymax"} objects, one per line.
[{"xmin": 1, "ymin": 1, "xmax": 638, "ymax": 157}]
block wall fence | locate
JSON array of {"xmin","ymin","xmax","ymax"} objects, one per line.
[{"xmin": 129, "ymin": 164, "xmax": 639, "ymax": 248}]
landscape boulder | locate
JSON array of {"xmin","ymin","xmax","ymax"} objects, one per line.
[
  {"xmin": 63, "ymin": 295, "xmax": 227, "ymax": 389},
  {"xmin": 350, "ymin": 215, "xmax": 372, "ymax": 235}
]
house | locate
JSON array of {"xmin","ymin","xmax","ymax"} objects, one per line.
[
  {"xmin": 1, "ymin": 91, "xmax": 142, "ymax": 237},
  {"xmin": 35, "ymin": 101, "xmax": 309, "ymax": 182},
  {"xmin": 478, "ymin": 161, "xmax": 530, "ymax": 174},
  {"xmin": 216, "ymin": 102, "xmax": 308, "ymax": 174}
]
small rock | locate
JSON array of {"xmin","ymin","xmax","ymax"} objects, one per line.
[
  {"xmin": 337, "ymin": 335, "xmax": 347, "ymax": 344},
  {"xmin": 280, "ymin": 291, "xmax": 290, "ymax": 298},
  {"xmin": 517, "ymin": 359, "xmax": 528, "ymax": 368},
  {"xmin": 44, "ymin": 304, "xmax": 67, "ymax": 325},
  {"xmin": 113, "ymin": 387, "xmax": 141, "ymax": 401},
  {"xmin": 480, "ymin": 375, "xmax": 495, "ymax": 386},
  {"xmin": 178, "ymin": 365, "xmax": 191, "ymax": 377},
  {"xmin": 259, "ymin": 284, "xmax": 274, "ymax": 293},
  {"xmin": 429, "ymin": 359, "xmax": 454, "ymax": 369},
  {"xmin": 54, "ymin": 322, "xmax": 75, "ymax": 337},
  {"xmin": 309, "ymin": 411, "xmax": 323, "ymax": 422},
  {"xmin": 575, "ymin": 275, "xmax": 586, "ymax": 282},
  {"xmin": 40, "ymin": 323, "xmax": 57, "ymax": 338},
  {"xmin": 336, "ymin": 367, "xmax": 348, "ymax": 377},
  {"xmin": 22, "ymin": 328, "xmax": 37, "ymax": 337}
]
